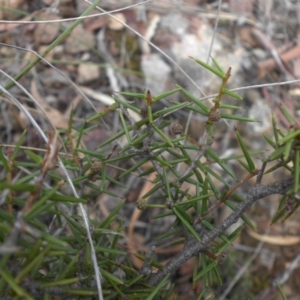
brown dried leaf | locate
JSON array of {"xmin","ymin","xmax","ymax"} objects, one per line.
[
  {"xmin": 247, "ymin": 228, "xmax": 300, "ymax": 246},
  {"xmin": 30, "ymin": 80, "xmax": 69, "ymax": 129}
]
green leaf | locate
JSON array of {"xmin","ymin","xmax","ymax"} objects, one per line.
[
  {"xmin": 145, "ymin": 274, "xmax": 170, "ymax": 300},
  {"xmin": 194, "ymin": 260, "xmax": 218, "ymax": 281},
  {"xmin": 118, "ymin": 109, "xmax": 131, "ymax": 143},
  {"xmin": 86, "ymin": 103, "xmax": 119, "ymax": 122},
  {"xmin": 162, "ymin": 166, "xmax": 172, "ymax": 201},
  {"xmin": 11, "ymin": 129, "xmax": 27, "ymax": 160},
  {"xmin": 271, "ymin": 207, "xmax": 286, "ymax": 224},
  {"xmin": 64, "ymin": 215, "xmax": 86, "ymax": 236},
  {"xmin": 283, "ymin": 139, "xmax": 293, "ymax": 162},
  {"xmin": 223, "ymin": 88, "xmax": 243, "ymax": 100},
  {"xmin": 206, "ymin": 148, "xmax": 222, "ymax": 163},
  {"xmin": 16, "ymin": 244, "xmax": 52, "ymax": 283},
  {"xmin": 140, "ymin": 182, "xmax": 163, "ymax": 199},
  {"xmin": 173, "ymin": 206, "xmax": 200, "ymax": 241},
  {"xmin": 294, "ymin": 149, "xmax": 300, "ymax": 193},
  {"xmin": 99, "ymin": 199, "xmax": 125, "ymax": 228},
  {"xmin": 118, "ymin": 158, "xmax": 147, "ymax": 178},
  {"xmin": 153, "ymin": 87, "xmax": 181, "ymax": 102},
  {"xmin": 237, "ymin": 159, "xmax": 251, "ymax": 172},
  {"xmin": 151, "ymin": 124, "xmax": 174, "ymax": 147},
  {"xmin": 207, "ymin": 123, "xmax": 214, "ymax": 138},
  {"xmin": 155, "ymin": 101, "xmax": 191, "ymax": 117},
  {"xmin": 40, "ymin": 278, "xmax": 79, "ymax": 288},
  {"xmin": 219, "ymin": 162, "xmax": 237, "ymax": 180},
  {"xmin": 104, "ymin": 152, "xmax": 136, "ymax": 163},
  {"xmin": 57, "ymin": 254, "xmax": 79, "ymax": 280},
  {"xmin": 213, "ymin": 265, "xmax": 222, "ymax": 285},
  {"xmin": 210, "ymin": 56, "xmax": 225, "ymax": 74},
  {"xmin": 275, "ymin": 281, "xmax": 288, "ymax": 300},
  {"xmin": 280, "ymin": 104, "xmax": 295, "ymax": 123},
  {"xmin": 222, "ymin": 150, "xmax": 266, "ymax": 162},
  {"xmin": 95, "ymin": 246, "xmax": 126, "ymax": 256},
  {"xmin": 201, "ymin": 220, "xmax": 231, "ymax": 244},
  {"xmin": 207, "ymin": 173, "xmax": 221, "ymax": 197},
  {"xmin": 125, "ymin": 131, "xmax": 150, "ymax": 150},
  {"xmin": 203, "ymin": 165, "xmax": 230, "ymax": 188},
  {"xmin": 113, "ymin": 96, "xmax": 140, "ymax": 114},
  {"xmin": 220, "ymin": 113, "xmax": 255, "ymax": 122},
  {"xmin": 235, "ymin": 129, "xmax": 256, "ymax": 172},
  {"xmin": 101, "ymin": 268, "xmax": 124, "ymax": 285},
  {"xmin": 75, "ymin": 120, "xmax": 86, "ymax": 151},
  {"xmin": 118, "ymin": 91, "xmax": 146, "ymax": 99},
  {"xmin": 0, "ymin": 269, "xmax": 34, "ymax": 299},
  {"xmin": 49, "ymin": 193, "xmax": 85, "ymax": 203},
  {"xmin": 175, "ymin": 193, "xmax": 213, "ymax": 206},
  {"xmin": 185, "ymin": 103, "xmax": 210, "ymax": 116},
  {"xmin": 0, "ymin": 148, "xmax": 9, "ymax": 172},
  {"xmin": 98, "ymin": 128, "xmax": 126, "ymax": 148},
  {"xmin": 0, "ymin": 183, "xmax": 37, "ymax": 192},
  {"xmin": 24, "ymin": 185, "xmax": 60, "ymax": 219},
  {"xmin": 219, "ymin": 103, "xmax": 241, "ymax": 110},
  {"xmin": 24, "ymin": 150, "xmax": 43, "ymax": 164},
  {"xmin": 62, "ymin": 289, "xmax": 98, "ymax": 296},
  {"xmin": 178, "ymin": 86, "xmax": 210, "ymax": 113},
  {"xmin": 225, "ymin": 200, "xmax": 257, "ymax": 231},
  {"xmin": 263, "ymin": 134, "xmax": 277, "ymax": 148},
  {"xmin": 268, "ymin": 146, "xmax": 286, "ymax": 161},
  {"xmin": 278, "ymin": 129, "xmax": 300, "ymax": 145},
  {"xmin": 76, "ymin": 147, "xmax": 101, "ymax": 161},
  {"xmin": 216, "ymin": 224, "xmax": 244, "ymax": 254},
  {"xmin": 190, "ymin": 57, "xmax": 225, "ymax": 78},
  {"xmin": 271, "ymin": 114, "xmax": 280, "ymax": 144},
  {"xmin": 278, "ymin": 195, "xmax": 287, "ymax": 212},
  {"xmin": 100, "ymin": 164, "xmax": 106, "ymax": 191}
]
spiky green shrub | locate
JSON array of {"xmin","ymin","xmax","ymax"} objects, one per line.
[{"xmin": 0, "ymin": 1, "xmax": 298, "ymax": 299}]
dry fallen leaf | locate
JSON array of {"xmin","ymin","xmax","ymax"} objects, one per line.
[
  {"xmin": 247, "ymin": 228, "xmax": 300, "ymax": 246},
  {"xmin": 30, "ymin": 80, "xmax": 69, "ymax": 129}
]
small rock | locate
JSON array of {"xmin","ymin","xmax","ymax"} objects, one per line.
[
  {"xmin": 141, "ymin": 53, "xmax": 171, "ymax": 96},
  {"xmin": 34, "ymin": 12, "xmax": 61, "ymax": 44},
  {"xmin": 65, "ymin": 23, "xmax": 96, "ymax": 54},
  {"xmin": 77, "ymin": 63, "xmax": 100, "ymax": 84},
  {"xmin": 107, "ymin": 13, "xmax": 126, "ymax": 31}
]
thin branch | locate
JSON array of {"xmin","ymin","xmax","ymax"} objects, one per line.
[{"xmin": 149, "ymin": 176, "xmax": 293, "ymax": 285}]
